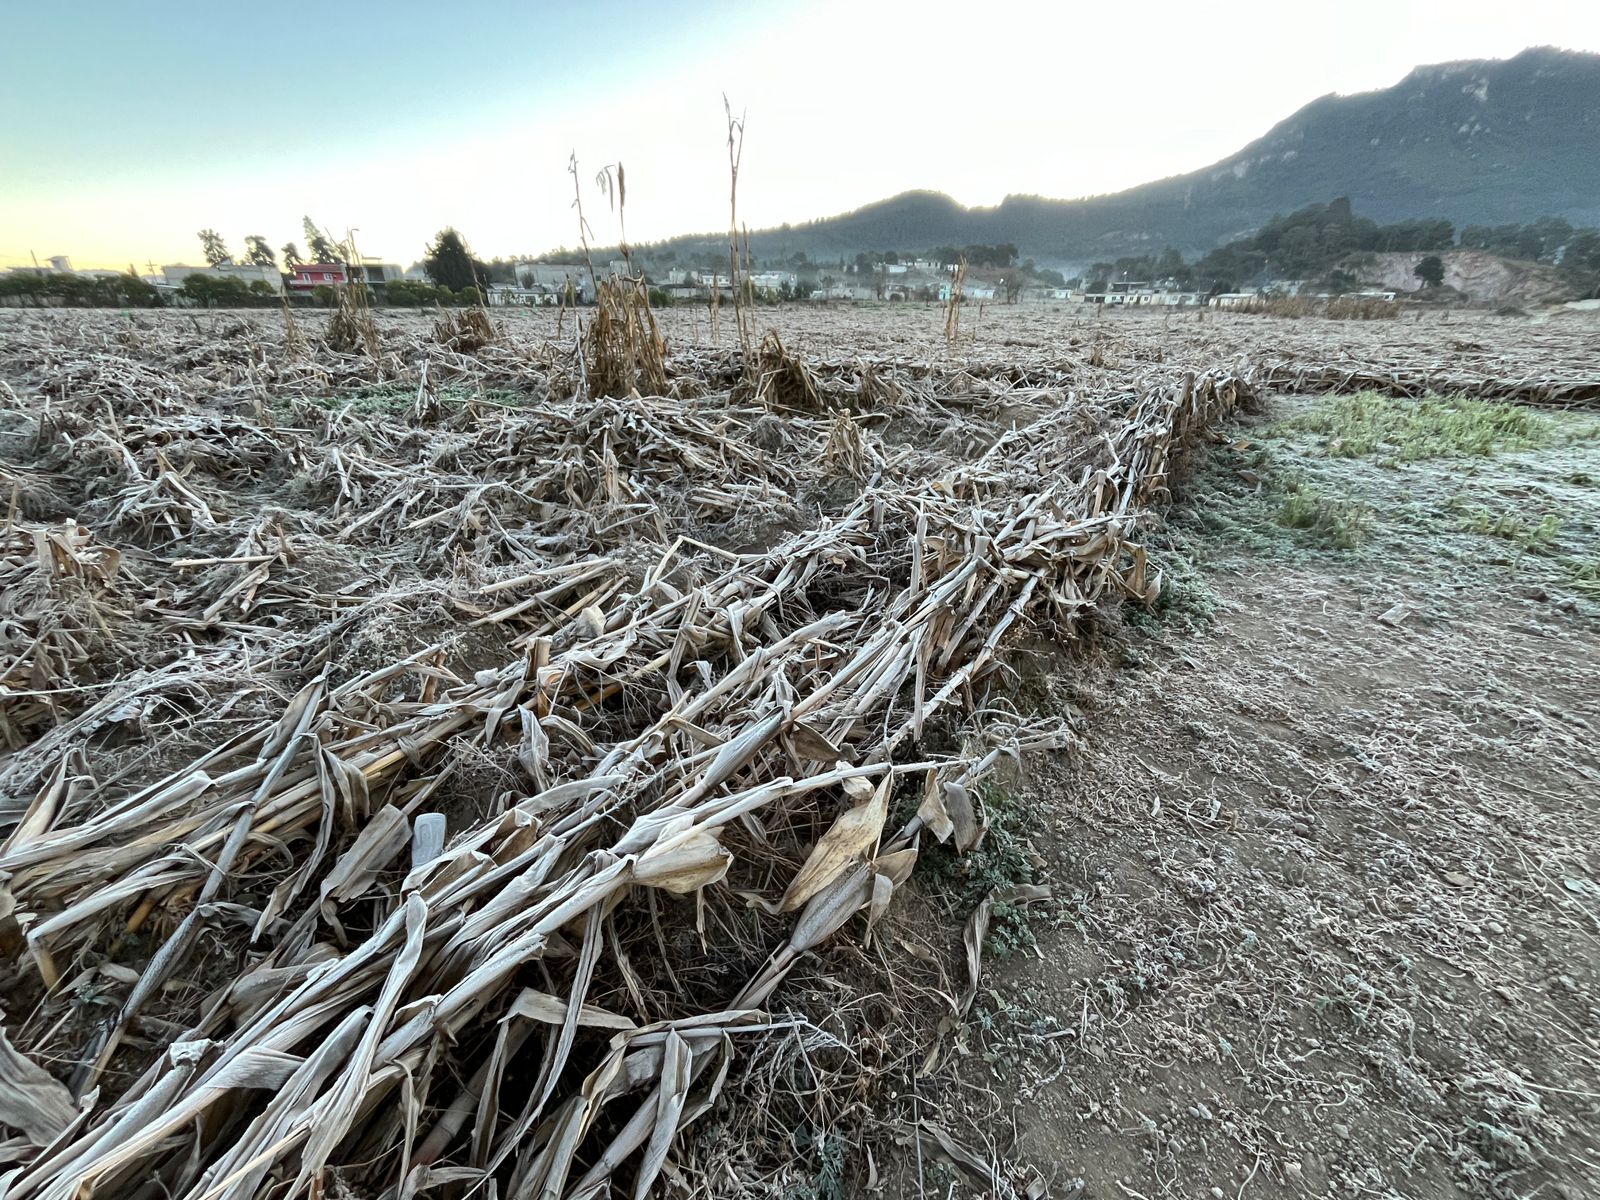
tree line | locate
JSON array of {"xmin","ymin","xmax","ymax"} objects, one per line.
[
  {"xmin": 17, "ymin": 199, "xmax": 1599, "ymax": 310},
  {"xmin": 1071, "ymin": 199, "xmax": 1600, "ymax": 295},
  {"xmin": 191, "ymin": 221, "xmax": 493, "ymax": 292},
  {"xmin": 0, "ymin": 270, "xmax": 161, "ymax": 307}
]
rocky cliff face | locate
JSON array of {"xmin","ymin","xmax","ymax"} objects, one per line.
[{"xmin": 1354, "ymin": 250, "xmax": 1571, "ymax": 302}]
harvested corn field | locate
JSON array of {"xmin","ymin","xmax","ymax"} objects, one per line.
[{"xmin": 1, "ymin": 304, "xmax": 1598, "ymax": 1200}]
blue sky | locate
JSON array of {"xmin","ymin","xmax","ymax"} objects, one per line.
[
  {"xmin": 5, "ymin": 0, "xmax": 1600, "ymax": 268},
  {"xmin": 4, "ymin": 1, "xmax": 757, "ymax": 173}
]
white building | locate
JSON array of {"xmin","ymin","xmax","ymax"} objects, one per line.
[
  {"xmin": 813, "ymin": 284, "xmax": 875, "ymax": 301},
  {"xmin": 748, "ymin": 270, "xmax": 798, "ymax": 294},
  {"xmin": 938, "ymin": 281, "xmax": 997, "ymax": 301},
  {"xmin": 514, "ymin": 263, "xmax": 594, "ymax": 303},
  {"xmin": 351, "ymin": 261, "xmax": 407, "ymax": 286},
  {"xmin": 488, "ymin": 284, "xmax": 558, "ymax": 307}
]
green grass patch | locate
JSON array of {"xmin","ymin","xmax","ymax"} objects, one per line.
[
  {"xmin": 1458, "ymin": 507, "xmax": 1561, "ymax": 555},
  {"xmin": 1127, "ymin": 562, "xmax": 1219, "ymax": 635},
  {"xmin": 1561, "ymin": 557, "xmax": 1600, "ymax": 593},
  {"xmin": 1276, "ymin": 483, "xmax": 1373, "ymax": 549},
  {"xmin": 1277, "ymin": 392, "xmax": 1551, "ymax": 461}
]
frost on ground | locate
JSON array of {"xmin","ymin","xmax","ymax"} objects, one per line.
[
  {"xmin": 0, "ymin": 303, "xmax": 1596, "ymax": 1200},
  {"xmin": 924, "ymin": 386, "xmax": 1600, "ymax": 1200}
]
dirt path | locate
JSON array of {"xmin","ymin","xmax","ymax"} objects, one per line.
[{"xmin": 927, "ymin": 396, "xmax": 1600, "ymax": 1200}]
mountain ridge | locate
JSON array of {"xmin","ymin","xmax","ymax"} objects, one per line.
[{"xmin": 628, "ymin": 46, "xmax": 1600, "ymax": 267}]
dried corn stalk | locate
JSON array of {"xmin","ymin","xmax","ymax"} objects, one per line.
[
  {"xmin": 0, "ymin": 367, "xmax": 1251, "ymax": 1200},
  {"xmin": 433, "ymin": 307, "xmax": 496, "ymax": 353},
  {"xmin": 750, "ymin": 330, "xmax": 821, "ymax": 410},
  {"xmin": 583, "ymin": 277, "xmax": 667, "ymax": 398}
]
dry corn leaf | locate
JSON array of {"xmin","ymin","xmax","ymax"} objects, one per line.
[
  {"xmin": 779, "ymin": 773, "xmax": 889, "ymax": 912},
  {"xmin": 506, "ymin": 988, "xmax": 636, "ymax": 1031},
  {"xmin": 633, "ymin": 828, "xmax": 732, "ymax": 894},
  {"xmin": 633, "ymin": 1030, "xmax": 691, "ymax": 1200},
  {"xmin": 0, "ymin": 1026, "xmax": 76, "ymax": 1146}
]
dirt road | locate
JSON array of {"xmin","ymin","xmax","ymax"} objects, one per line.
[{"xmin": 930, "ymin": 392, "xmax": 1600, "ymax": 1199}]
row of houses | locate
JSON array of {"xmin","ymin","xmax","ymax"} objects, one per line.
[
  {"xmin": 1073, "ymin": 281, "xmax": 1204, "ymax": 307},
  {"xmin": 10, "ymin": 254, "xmax": 1403, "ymax": 311},
  {"xmin": 484, "ymin": 265, "xmax": 815, "ymax": 307},
  {"xmin": 167, "ymin": 260, "xmax": 409, "ymax": 298},
  {"xmin": 6, "ymin": 256, "xmax": 415, "ymax": 302},
  {"xmin": 1209, "ymin": 288, "xmax": 1398, "ymax": 307}
]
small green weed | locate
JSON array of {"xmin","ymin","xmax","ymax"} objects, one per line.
[
  {"xmin": 1276, "ymin": 484, "xmax": 1372, "ymax": 549},
  {"xmin": 1127, "ymin": 563, "xmax": 1218, "ymax": 635},
  {"xmin": 1459, "ymin": 508, "xmax": 1561, "ymax": 555},
  {"xmin": 299, "ymin": 385, "xmax": 417, "ymax": 416},
  {"xmin": 920, "ymin": 783, "xmax": 1040, "ymax": 957},
  {"xmin": 785, "ymin": 1130, "xmax": 849, "ymax": 1200},
  {"xmin": 1562, "ymin": 557, "xmax": 1600, "ymax": 593},
  {"xmin": 1156, "ymin": 564, "xmax": 1219, "ymax": 626},
  {"xmin": 1278, "ymin": 392, "xmax": 1551, "ymax": 461}
]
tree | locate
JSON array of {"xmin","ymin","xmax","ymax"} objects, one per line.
[
  {"xmin": 281, "ymin": 242, "xmax": 304, "ymax": 266},
  {"xmin": 1529, "ymin": 216, "xmax": 1574, "ymax": 260},
  {"xmin": 1562, "ymin": 231, "xmax": 1600, "ymax": 274},
  {"xmin": 999, "ymin": 267, "xmax": 1025, "ymax": 304},
  {"xmin": 303, "ymin": 216, "xmax": 338, "ymax": 264},
  {"xmin": 1414, "ymin": 255, "xmax": 1445, "ymax": 289},
  {"xmin": 198, "ymin": 229, "xmax": 231, "ymax": 266},
  {"xmin": 244, "ymin": 236, "xmax": 276, "ymax": 269},
  {"xmin": 423, "ymin": 228, "xmax": 490, "ymax": 292}
]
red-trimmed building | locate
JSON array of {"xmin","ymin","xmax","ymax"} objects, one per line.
[
  {"xmin": 288, "ymin": 262, "xmax": 349, "ymax": 292},
  {"xmin": 287, "ymin": 260, "xmax": 407, "ymax": 296}
]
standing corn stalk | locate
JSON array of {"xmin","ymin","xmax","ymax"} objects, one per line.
[
  {"xmin": 724, "ymin": 97, "xmax": 753, "ymax": 366},
  {"xmin": 944, "ymin": 257, "xmax": 968, "ymax": 350}
]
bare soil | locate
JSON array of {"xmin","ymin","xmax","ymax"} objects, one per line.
[{"xmin": 918, "ymin": 393, "xmax": 1600, "ymax": 1200}]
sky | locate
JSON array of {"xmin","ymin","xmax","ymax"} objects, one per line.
[{"xmin": 5, "ymin": 0, "xmax": 1600, "ymax": 270}]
